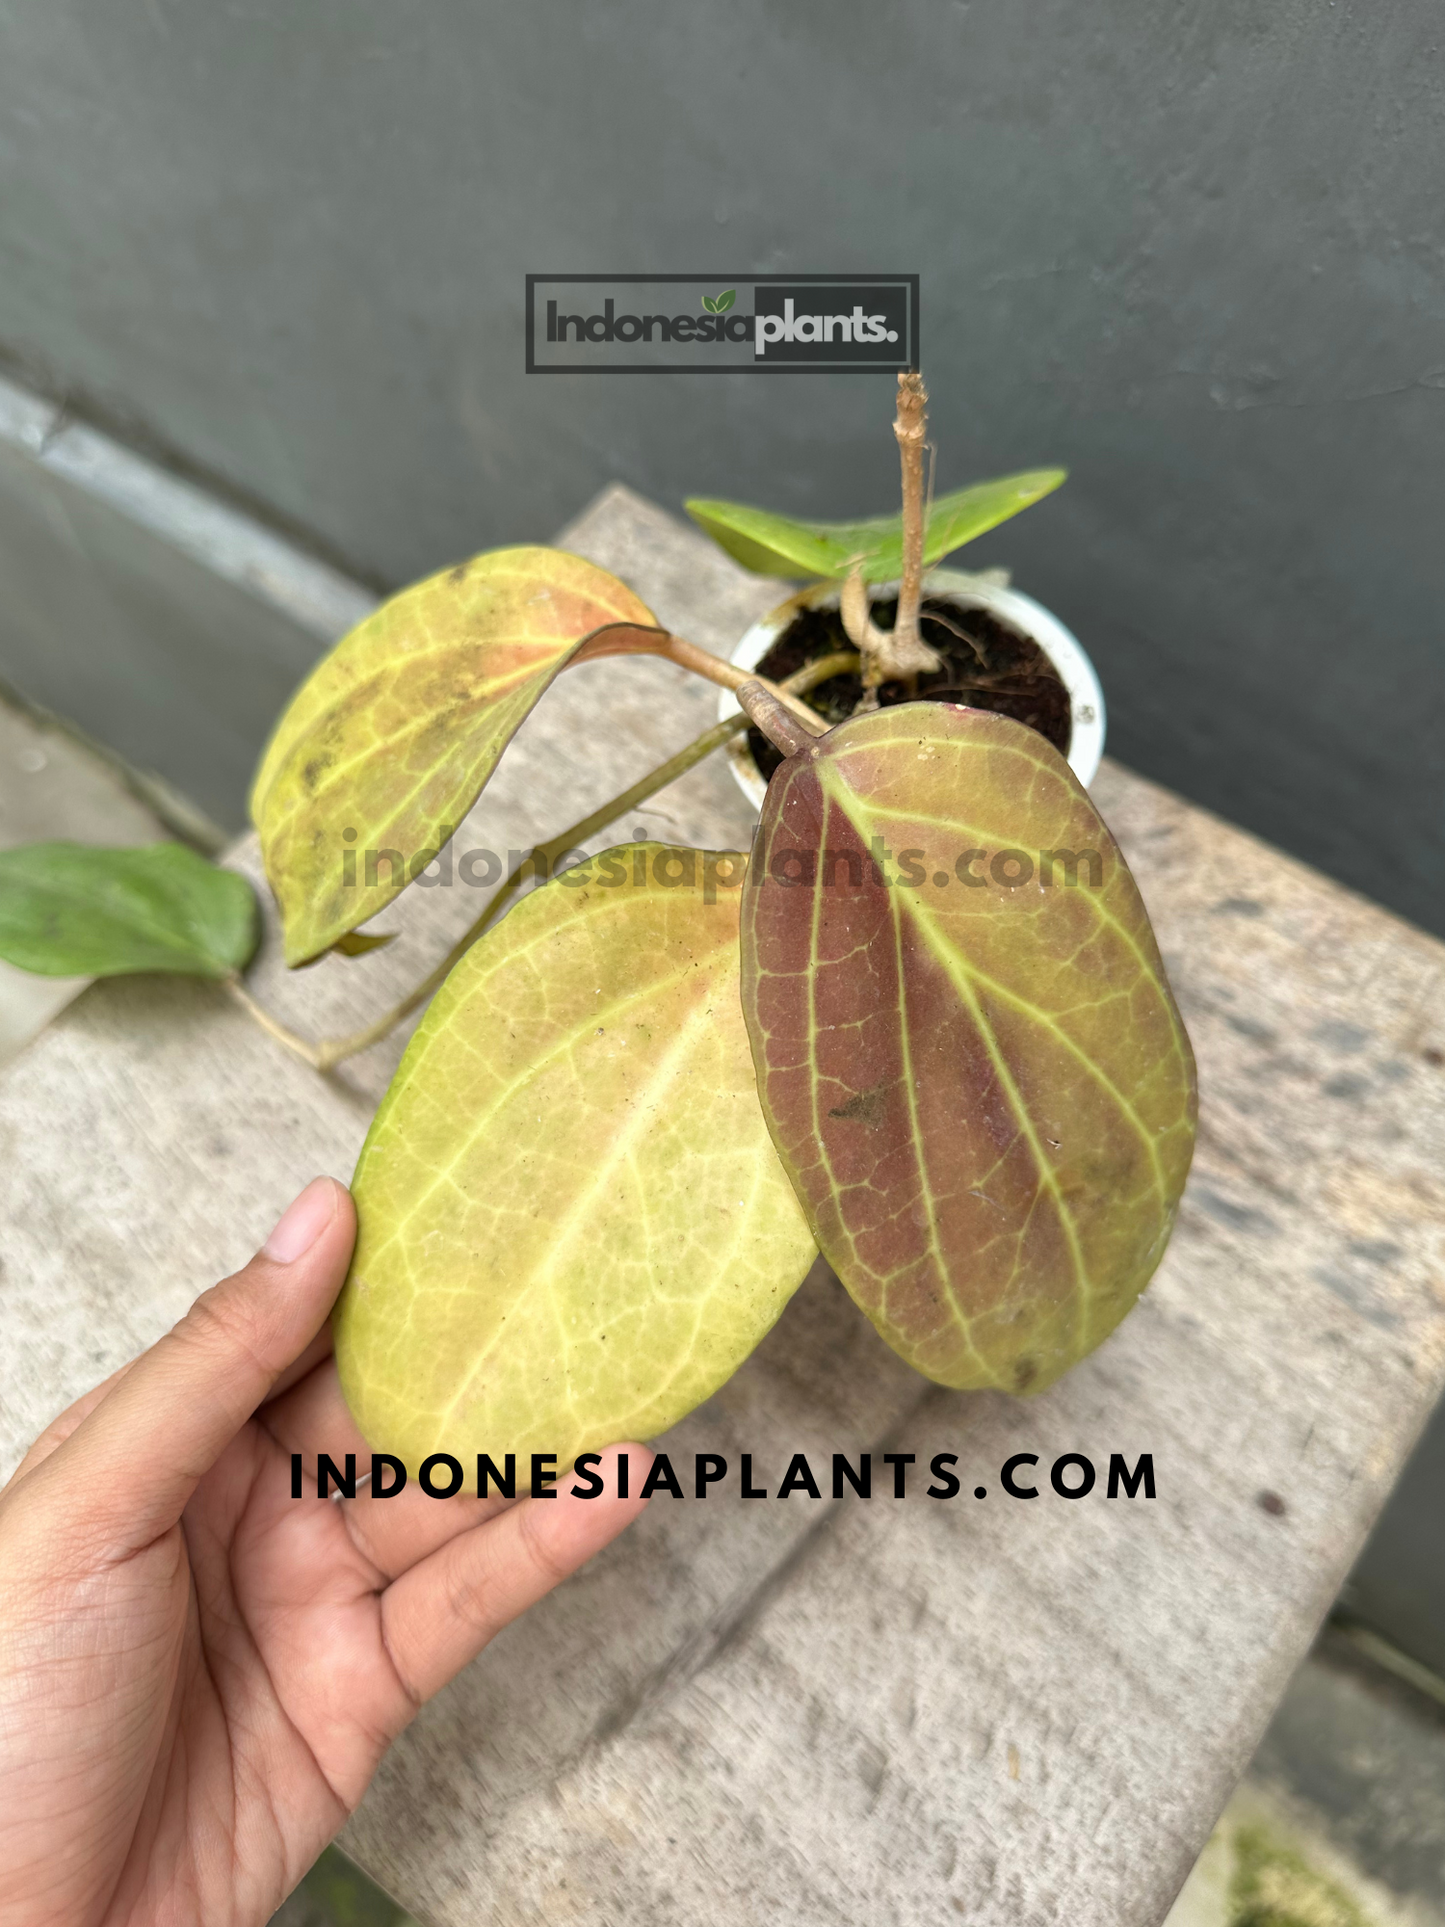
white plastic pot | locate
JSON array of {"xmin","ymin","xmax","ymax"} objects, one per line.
[{"xmin": 717, "ymin": 568, "xmax": 1105, "ymax": 809}]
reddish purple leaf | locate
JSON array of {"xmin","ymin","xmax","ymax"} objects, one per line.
[{"xmin": 739, "ymin": 704, "xmax": 1197, "ymax": 1394}]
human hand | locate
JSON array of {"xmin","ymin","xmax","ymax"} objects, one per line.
[{"xmin": 0, "ymin": 1177, "xmax": 650, "ymax": 1927}]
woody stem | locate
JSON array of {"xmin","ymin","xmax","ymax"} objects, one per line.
[{"xmin": 892, "ymin": 369, "xmax": 930, "ymax": 663}]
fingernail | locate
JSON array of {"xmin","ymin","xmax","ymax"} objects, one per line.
[{"xmin": 263, "ymin": 1178, "xmax": 337, "ymax": 1264}]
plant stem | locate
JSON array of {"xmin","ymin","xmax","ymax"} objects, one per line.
[
  {"xmin": 576, "ymin": 622, "xmax": 828, "ymax": 735},
  {"xmin": 892, "ymin": 369, "xmax": 930, "ymax": 665},
  {"xmin": 734, "ymin": 681, "xmax": 816, "ymax": 758},
  {"xmin": 841, "ymin": 373, "xmax": 940, "ymax": 708},
  {"xmin": 225, "ymin": 975, "xmax": 322, "ymax": 1068},
  {"xmin": 840, "ymin": 564, "xmax": 888, "ymax": 697},
  {"xmin": 239, "ymin": 649, "xmax": 857, "ymax": 1072}
]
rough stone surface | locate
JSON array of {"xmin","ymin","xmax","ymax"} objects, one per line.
[{"xmin": 3, "ymin": 490, "xmax": 1445, "ymax": 1927}]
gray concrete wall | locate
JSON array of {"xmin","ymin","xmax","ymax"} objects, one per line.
[
  {"xmin": 0, "ymin": 417, "xmax": 344, "ymax": 830},
  {"xmin": 0, "ymin": 377, "xmax": 372, "ymax": 831},
  {"xmin": 0, "ymin": 1, "xmax": 1441, "ymax": 919},
  {"xmin": 1344, "ymin": 1414, "xmax": 1445, "ymax": 1684}
]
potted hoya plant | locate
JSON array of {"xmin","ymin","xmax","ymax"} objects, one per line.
[
  {"xmin": 0, "ymin": 375, "xmax": 1197, "ymax": 1481},
  {"xmin": 686, "ymin": 375, "xmax": 1104, "ymax": 805}
]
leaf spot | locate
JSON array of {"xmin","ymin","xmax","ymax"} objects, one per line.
[{"xmin": 828, "ymin": 1084, "xmax": 888, "ymax": 1129}]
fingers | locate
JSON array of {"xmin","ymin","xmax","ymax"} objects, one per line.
[
  {"xmin": 4, "ymin": 1358, "xmax": 140, "ymax": 1491},
  {"xmin": 262, "ymin": 1360, "xmax": 515, "ymax": 1577},
  {"xmin": 7, "ymin": 1243, "xmax": 335, "ymax": 1498},
  {"xmin": 22, "ymin": 1178, "xmax": 356, "ymax": 1555},
  {"xmin": 346, "ymin": 1478, "xmax": 520, "ymax": 1581},
  {"xmin": 6, "ymin": 1194, "xmax": 339, "ymax": 1499},
  {"xmin": 263, "ymin": 1318, "xmax": 337, "ymax": 1407},
  {"xmin": 257, "ymin": 1353, "xmax": 371, "ymax": 1466},
  {"xmin": 380, "ymin": 1444, "xmax": 651, "ymax": 1705}
]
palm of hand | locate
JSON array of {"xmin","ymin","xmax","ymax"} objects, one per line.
[
  {"xmin": 0, "ymin": 1182, "xmax": 645, "ymax": 1927},
  {"xmin": 119, "ymin": 1415, "xmax": 416, "ymax": 1923}
]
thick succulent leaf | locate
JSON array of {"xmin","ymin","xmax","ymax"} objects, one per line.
[
  {"xmin": 685, "ymin": 470, "xmax": 1065, "ymax": 582},
  {"xmin": 0, "ymin": 841, "xmax": 258, "ymax": 979},
  {"xmin": 251, "ymin": 547, "xmax": 655, "ymax": 966},
  {"xmin": 334, "ymin": 842, "xmax": 816, "ymax": 1467},
  {"xmin": 739, "ymin": 706, "xmax": 1196, "ymax": 1395}
]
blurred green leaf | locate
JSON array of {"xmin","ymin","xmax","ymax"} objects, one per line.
[
  {"xmin": 685, "ymin": 469, "xmax": 1066, "ymax": 581},
  {"xmin": 0, "ymin": 842, "xmax": 259, "ymax": 979},
  {"xmin": 701, "ymin": 294, "xmax": 718, "ymax": 314},
  {"xmin": 271, "ymin": 1845, "xmax": 417, "ymax": 1927},
  {"xmin": 716, "ymin": 288, "xmax": 736, "ymax": 312}
]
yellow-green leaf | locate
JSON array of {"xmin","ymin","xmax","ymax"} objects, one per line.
[
  {"xmin": 739, "ymin": 705, "xmax": 1197, "ymax": 1395},
  {"xmin": 251, "ymin": 547, "xmax": 656, "ymax": 965},
  {"xmin": 334, "ymin": 842, "xmax": 816, "ymax": 1468},
  {"xmin": 685, "ymin": 470, "xmax": 1066, "ymax": 582},
  {"xmin": 328, "ymin": 929, "xmax": 397, "ymax": 959}
]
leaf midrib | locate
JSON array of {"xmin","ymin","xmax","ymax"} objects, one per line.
[
  {"xmin": 435, "ymin": 990, "xmax": 721, "ymax": 1438},
  {"xmin": 814, "ymin": 759, "xmax": 1097, "ymax": 1352},
  {"xmin": 361, "ymin": 892, "xmax": 737, "ymax": 1267}
]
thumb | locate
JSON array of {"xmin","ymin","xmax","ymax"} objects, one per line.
[{"xmin": 32, "ymin": 1177, "xmax": 355, "ymax": 1554}]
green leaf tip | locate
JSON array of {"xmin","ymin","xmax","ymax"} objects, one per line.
[{"xmin": 0, "ymin": 841, "xmax": 259, "ymax": 980}]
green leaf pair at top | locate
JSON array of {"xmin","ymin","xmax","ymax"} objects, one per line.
[
  {"xmin": 685, "ymin": 467, "xmax": 1065, "ymax": 583},
  {"xmin": 700, "ymin": 288, "xmax": 736, "ymax": 314},
  {"xmin": 0, "ymin": 375, "xmax": 1196, "ymax": 1474}
]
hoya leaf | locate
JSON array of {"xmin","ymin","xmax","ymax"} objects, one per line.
[
  {"xmin": 685, "ymin": 470, "xmax": 1066, "ymax": 582},
  {"xmin": 334, "ymin": 842, "xmax": 816, "ymax": 1468},
  {"xmin": 0, "ymin": 842, "xmax": 259, "ymax": 979},
  {"xmin": 251, "ymin": 547, "xmax": 656, "ymax": 966},
  {"xmin": 330, "ymin": 929, "xmax": 397, "ymax": 958},
  {"xmin": 739, "ymin": 706, "xmax": 1197, "ymax": 1395}
]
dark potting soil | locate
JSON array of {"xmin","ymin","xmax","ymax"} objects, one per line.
[{"xmin": 748, "ymin": 594, "xmax": 1072, "ymax": 784}]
